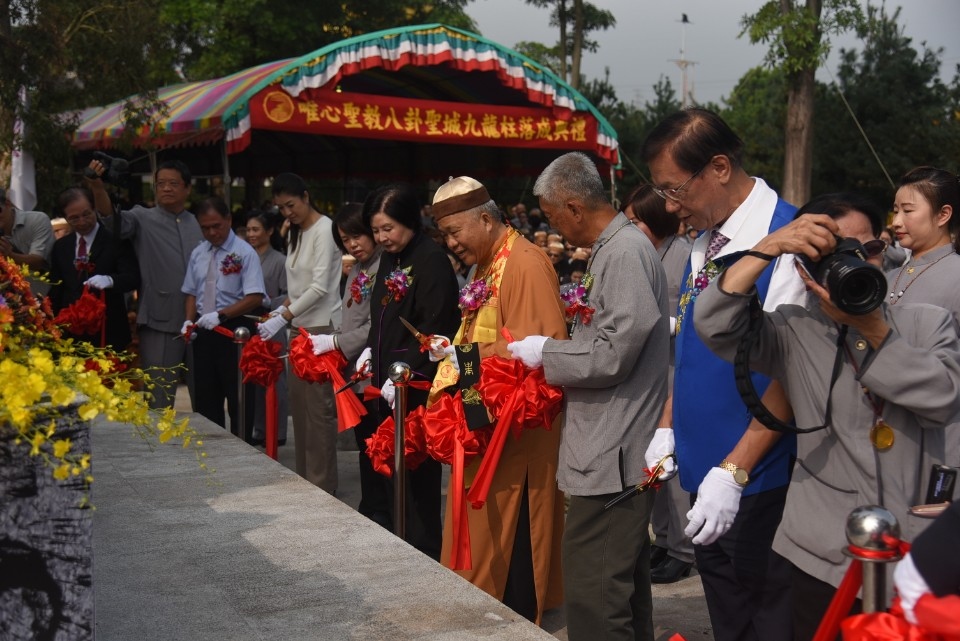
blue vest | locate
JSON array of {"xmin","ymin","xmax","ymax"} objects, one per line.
[{"xmin": 673, "ymin": 199, "xmax": 797, "ymax": 495}]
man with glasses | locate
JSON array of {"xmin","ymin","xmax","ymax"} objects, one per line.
[
  {"xmin": 89, "ymin": 159, "xmax": 203, "ymax": 409},
  {"xmin": 640, "ymin": 108, "xmax": 800, "ymax": 641}
]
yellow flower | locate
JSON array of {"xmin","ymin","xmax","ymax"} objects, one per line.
[
  {"xmin": 52, "ymin": 438, "xmax": 71, "ymax": 458},
  {"xmin": 53, "ymin": 464, "xmax": 71, "ymax": 480}
]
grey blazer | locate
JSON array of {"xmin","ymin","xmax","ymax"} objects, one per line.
[
  {"xmin": 543, "ymin": 213, "xmax": 670, "ymax": 495},
  {"xmin": 695, "ymin": 282, "xmax": 960, "ymax": 589}
]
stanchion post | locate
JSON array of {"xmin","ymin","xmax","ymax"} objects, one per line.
[
  {"xmin": 388, "ymin": 361, "xmax": 412, "ymax": 539},
  {"xmin": 845, "ymin": 505, "xmax": 902, "ymax": 613},
  {"xmin": 233, "ymin": 327, "xmax": 251, "ymax": 442}
]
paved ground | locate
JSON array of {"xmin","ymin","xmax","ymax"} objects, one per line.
[{"xmin": 174, "ymin": 385, "xmax": 714, "ymax": 640}]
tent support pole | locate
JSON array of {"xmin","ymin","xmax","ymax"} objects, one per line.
[
  {"xmin": 222, "ymin": 139, "xmax": 232, "ymax": 209},
  {"xmin": 609, "ymin": 164, "xmax": 617, "ymax": 207}
]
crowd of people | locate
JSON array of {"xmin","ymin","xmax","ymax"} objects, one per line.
[{"xmin": 6, "ymin": 106, "xmax": 960, "ymax": 641}]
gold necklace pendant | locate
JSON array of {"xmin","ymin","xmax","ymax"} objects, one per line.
[{"xmin": 870, "ymin": 421, "xmax": 895, "ymax": 450}]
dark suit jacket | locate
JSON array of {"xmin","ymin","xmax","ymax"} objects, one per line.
[{"xmin": 49, "ymin": 225, "xmax": 140, "ymax": 351}]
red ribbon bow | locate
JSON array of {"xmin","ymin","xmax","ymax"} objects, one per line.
[
  {"xmin": 565, "ymin": 300, "xmax": 595, "ymax": 326},
  {"xmin": 363, "ymin": 406, "xmax": 429, "ymax": 478},
  {"xmin": 240, "ymin": 335, "xmax": 284, "ymax": 459},
  {"xmin": 288, "ymin": 328, "xmax": 366, "ymax": 432},
  {"xmin": 462, "ymin": 356, "xmax": 563, "ymax": 510}
]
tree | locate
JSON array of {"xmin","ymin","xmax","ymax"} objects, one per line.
[
  {"xmin": 522, "ymin": 0, "xmax": 615, "ymax": 89},
  {"xmin": 811, "ymin": 5, "xmax": 960, "ymax": 205},
  {"xmin": 721, "ymin": 66, "xmax": 789, "ymax": 191},
  {"xmin": 162, "ymin": 0, "xmax": 477, "ymax": 82},
  {"xmin": 0, "ymin": 0, "xmax": 180, "ymax": 212},
  {"xmin": 740, "ymin": 0, "xmax": 863, "ymax": 206}
]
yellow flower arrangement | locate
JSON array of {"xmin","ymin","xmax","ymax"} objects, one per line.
[{"xmin": 0, "ymin": 257, "xmax": 205, "ymax": 494}]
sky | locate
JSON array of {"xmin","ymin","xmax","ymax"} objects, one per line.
[{"xmin": 466, "ymin": 0, "xmax": 960, "ymax": 107}]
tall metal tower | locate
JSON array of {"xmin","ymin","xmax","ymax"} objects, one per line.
[{"xmin": 669, "ymin": 14, "xmax": 698, "ymax": 108}]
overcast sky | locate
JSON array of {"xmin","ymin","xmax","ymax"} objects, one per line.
[{"xmin": 467, "ymin": 0, "xmax": 960, "ymax": 106}]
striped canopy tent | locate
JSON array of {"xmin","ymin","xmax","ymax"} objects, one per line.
[{"xmin": 71, "ymin": 24, "xmax": 619, "ymax": 189}]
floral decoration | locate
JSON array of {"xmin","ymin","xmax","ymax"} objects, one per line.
[
  {"xmin": 73, "ymin": 255, "xmax": 95, "ymax": 274},
  {"xmin": 348, "ymin": 269, "xmax": 375, "ymax": 306},
  {"xmin": 561, "ymin": 271, "xmax": 595, "ymax": 327},
  {"xmin": 676, "ymin": 259, "xmax": 722, "ymax": 335},
  {"xmin": 0, "ymin": 257, "xmax": 205, "ymax": 497},
  {"xmin": 384, "ymin": 265, "xmax": 413, "ymax": 303},
  {"xmin": 458, "ymin": 278, "xmax": 491, "ymax": 313},
  {"xmin": 220, "ymin": 253, "xmax": 243, "ymax": 275}
]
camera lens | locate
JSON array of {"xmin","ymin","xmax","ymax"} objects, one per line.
[{"xmin": 823, "ymin": 256, "xmax": 887, "ymax": 315}]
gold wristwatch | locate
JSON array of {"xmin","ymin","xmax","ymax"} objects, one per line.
[{"xmin": 719, "ymin": 460, "xmax": 750, "ymax": 487}]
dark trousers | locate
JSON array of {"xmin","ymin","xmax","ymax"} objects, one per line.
[
  {"xmin": 192, "ymin": 321, "xmax": 254, "ymax": 437},
  {"xmin": 562, "ymin": 490, "xmax": 655, "ymax": 641},
  {"xmin": 353, "ymin": 396, "xmax": 393, "ymax": 521},
  {"xmin": 790, "ymin": 558, "xmax": 861, "ymax": 641},
  {"xmin": 502, "ymin": 479, "xmax": 537, "ymax": 622},
  {"xmin": 692, "ymin": 484, "xmax": 793, "ymax": 641}
]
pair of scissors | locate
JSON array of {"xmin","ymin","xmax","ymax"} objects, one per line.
[
  {"xmin": 335, "ymin": 359, "xmax": 372, "ymax": 394},
  {"xmin": 603, "ymin": 454, "xmax": 677, "ymax": 510}
]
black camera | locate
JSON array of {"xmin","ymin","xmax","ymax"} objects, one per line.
[
  {"xmin": 799, "ymin": 236, "xmax": 887, "ymax": 315},
  {"xmin": 82, "ymin": 151, "xmax": 130, "ymax": 185}
]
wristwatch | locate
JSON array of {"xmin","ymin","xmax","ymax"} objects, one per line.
[{"xmin": 719, "ymin": 460, "xmax": 750, "ymax": 487}]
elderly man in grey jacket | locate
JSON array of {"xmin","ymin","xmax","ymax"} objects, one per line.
[
  {"xmin": 509, "ymin": 152, "xmax": 670, "ymax": 641},
  {"xmin": 694, "ymin": 212, "xmax": 960, "ymax": 638}
]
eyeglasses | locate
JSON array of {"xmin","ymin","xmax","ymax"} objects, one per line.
[
  {"xmin": 862, "ymin": 239, "xmax": 886, "ymax": 258},
  {"xmin": 652, "ymin": 163, "xmax": 708, "ymax": 203}
]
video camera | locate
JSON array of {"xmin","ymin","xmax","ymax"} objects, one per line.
[
  {"xmin": 82, "ymin": 151, "xmax": 130, "ymax": 186},
  {"xmin": 798, "ymin": 236, "xmax": 887, "ymax": 315}
]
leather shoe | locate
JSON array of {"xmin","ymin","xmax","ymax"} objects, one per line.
[
  {"xmin": 650, "ymin": 544, "xmax": 669, "ymax": 569},
  {"xmin": 650, "ymin": 556, "xmax": 693, "ymax": 584}
]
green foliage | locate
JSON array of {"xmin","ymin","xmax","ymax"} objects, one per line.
[
  {"xmin": 812, "ymin": 4, "xmax": 960, "ymax": 206},
  {"xmin": 740, "ymin": 0, "xmax": 864, "ymax": 74},
  {"xmin": 720, "ymin": 67, "xmax": 788, "ymax": 190},
  {"xmin": 520, "ymin": 0, "xmax": 614, "ymax": 83},
  {"xmin": 513, "ymin": 41, "xmax": 564, "ymax": 75}
]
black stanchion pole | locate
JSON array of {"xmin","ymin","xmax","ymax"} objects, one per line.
[{"xmin": 388, "ymin": 361, "xmax": 411, "ymax": 539}]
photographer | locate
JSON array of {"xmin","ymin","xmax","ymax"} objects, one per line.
[{"xmin": 693, "ymin": 210, "xmax": 960, "ymax": 639}]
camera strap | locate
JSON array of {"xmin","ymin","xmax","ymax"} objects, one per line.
[{"xmin": 734, "ymin": 295, "xmax": 847, "ymax": 434}]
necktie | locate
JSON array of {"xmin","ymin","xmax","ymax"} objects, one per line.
[
  {"xmin": 77, "ymin": 236, "xmax": 87, "ymax": 259},
  {"xmin": 202, "ymin": 247, "xmax": 218, "ymax": 314},
  {"xmin": 704, "ymin": 229, "xmax": 730, "ymax": 261}
]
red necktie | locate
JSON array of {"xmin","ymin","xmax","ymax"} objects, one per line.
[{"xmin": 77, "ymin": 236, "xmax": 87, "ymax": 259}]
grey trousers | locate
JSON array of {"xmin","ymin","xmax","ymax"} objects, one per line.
[
  {"xmin": 562, "ymin": 490, "xmax": 656, "ymax": 641},
  {"xmin": 288, "ymin": 325, "xmax": 337, "ymax": 493},
  {"xmin": 138, "ymin": 325, "xmax": 186, "ymax": 410}
]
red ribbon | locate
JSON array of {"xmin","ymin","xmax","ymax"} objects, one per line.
[
  {"xmin": 815, "ymin": 537, "xmax": 913, "ymax": 641},
  {"xmin": 289, "ymin": 328, "xmax": 366, "ymax": 432},
  {"xmin": 565, "ymin": 300, "xmax": 595, "ymax": 325},
  {"xmin": 841, "ymin": 595, "xmax": 960, "ymax": 640},
  {"xmin": 465, "ymin": 355, "xmax": 563, "ymax": 509},
  {"xmin": 363, "ymin": 406, "xmax": 429, "ymax": 477},
  {"xmin": 54, "ymin": 285, "xmax": 106, "ymax": 340},
  {"xmin": 422, "ymin": 391, "xmax": 491, "ymax": 570},
  {"xmin": 240, "ymin": 336, "xmax": 283, "ymax": 459}
]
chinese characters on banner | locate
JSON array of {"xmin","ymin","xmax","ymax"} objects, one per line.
[{"xmin": 250, "ymin": 88, "xmax": 602, "ymax": 155}]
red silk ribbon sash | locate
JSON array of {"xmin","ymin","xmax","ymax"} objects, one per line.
[
  {"xmin": 289, "ymin": 328, "xmax": 366, "ymax": 431},
  {"xmin": 239, "ymin": 335, "xmax": 283, "ymax": 459},
  {"xmin": 54, "ymin": 285, "xmax": 107, "ymax": 340}
]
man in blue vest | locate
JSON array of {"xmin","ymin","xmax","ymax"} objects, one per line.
[{"xmin": 641, "ymin": 108, "xmax": 800, "ymax": 641}]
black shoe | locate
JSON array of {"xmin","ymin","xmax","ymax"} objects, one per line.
[
  {"xmin": 649, "ymin": 544, "xmax": 669, "ymax": 569},
  {"xmin": 650, "ymin": 556, "xmax": 693, "ymax": 584},
  {"xmin": 247, "ymin": 436, "xmax": 265, "ymax": 447}
]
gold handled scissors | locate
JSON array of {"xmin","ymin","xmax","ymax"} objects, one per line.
[{"xmin": 603, "ymin": 454, "xmax": 677, "ymax": 510}]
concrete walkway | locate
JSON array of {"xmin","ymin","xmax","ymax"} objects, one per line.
[{"xmin": 91, "ymin": 385, "xmax": 713, "ymax": 640}]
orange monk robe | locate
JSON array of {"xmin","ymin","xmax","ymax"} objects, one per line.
[{"xmin": 439, "ymin": 235, "xmax": 568, "ymax": 624}]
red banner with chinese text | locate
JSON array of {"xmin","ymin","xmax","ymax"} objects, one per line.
[{"xmin": 248, "ymin": 88, "xmax": 603, "ymax": 156}]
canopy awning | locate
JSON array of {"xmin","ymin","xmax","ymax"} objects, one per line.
[{"xmin": 72, "ymin": 24, "xmax": 619, "ymax": 176}]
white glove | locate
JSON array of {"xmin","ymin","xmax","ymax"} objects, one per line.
[
  {"xmin": 893, "ymin": 553, "xmax": 931, "ymax": 624},
  {"xmin": 180, "ymin": 320, "xmax": 196, "ymax": 342},
  {"xmin": 310, "ymin": 334, "xmax": 336, "ymax": 355},
  {"xmin": 427, "ymin": 335, "xmax": 458, "ymax": 372},
  {"xmin": 380, "ymin": 378, "xmax": 396, "ymax": 409},
  {"xmin": 196, "ymin": 311, "xmax": 220, "ymax": 330},
  {"xmin": 258, "ymin": 314, "xmax": 287, "ymax": 340},
  {"xmin": 506, "ymin": 335, "xmax": 549, "ymax": 369},
  {"xmin": 355, "ymin": 346, "xmax": 372, "ymax": 372},
  {"xmin": 644, "ymin": 428, "xmax": 677, "ymax": 481},
  {"xmin": 84, "ymin": 275, "xmax": 114, "ymax": 290},
  {"xmin": 270, "ymin": 304, "xmax": 288, "ymax": 318},
  {"xmin": 685, "ymin": 467, "xmax": 745, "ymax": 545}
]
